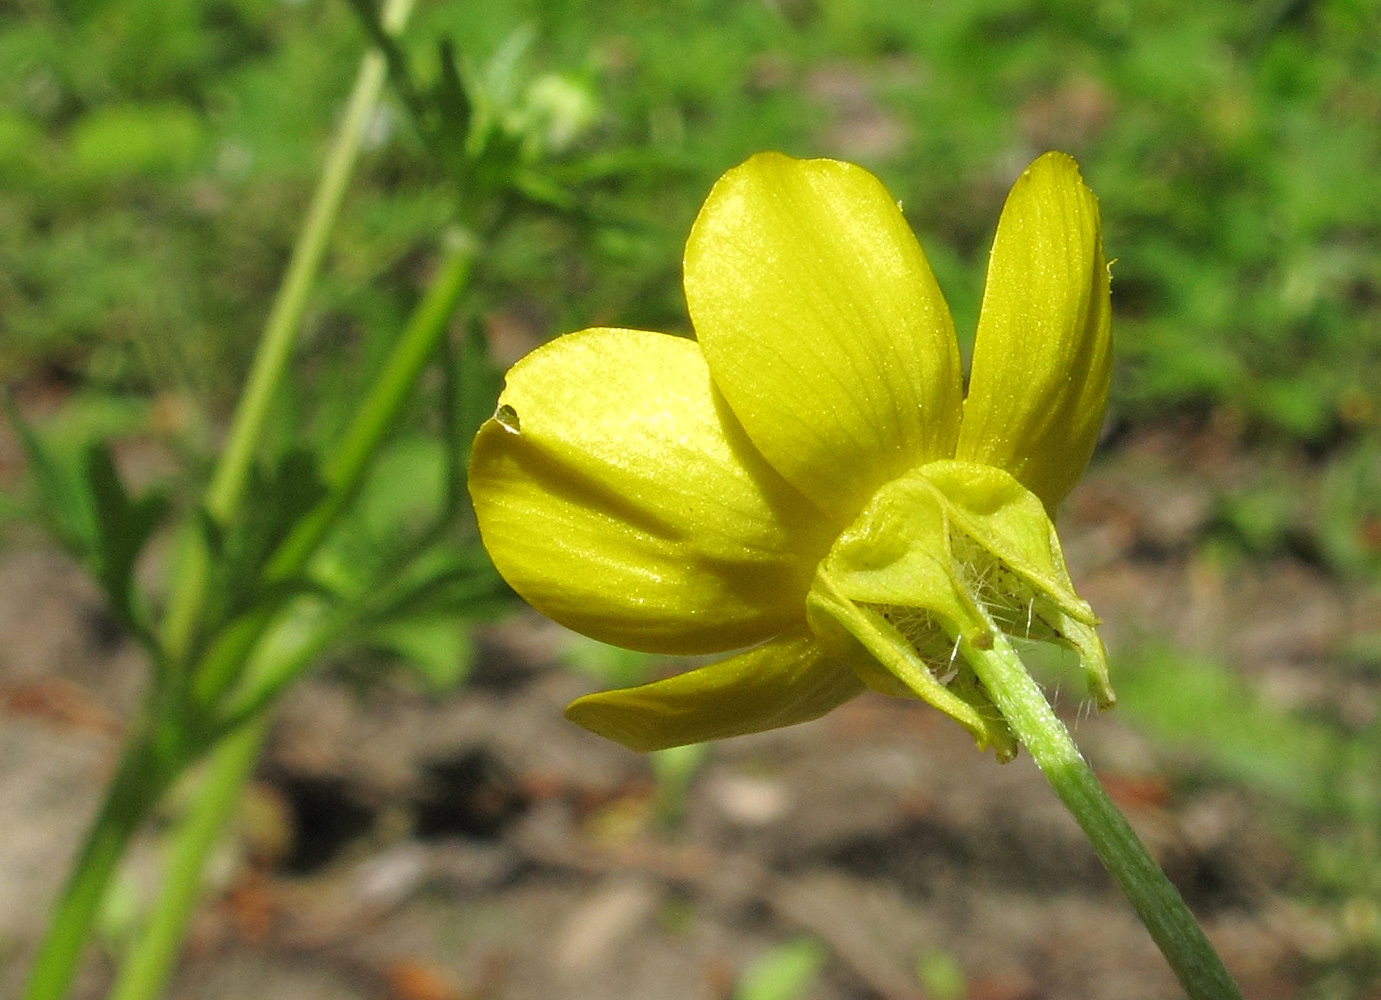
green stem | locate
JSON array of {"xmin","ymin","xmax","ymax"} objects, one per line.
[
  {"xmin": 22, "ymin": 735, "xmax": 170, "ymax": 1000},
  {"xmin": 190, "ymin": 234, "xmax": 478, "ymax": 710},
  {"xmin": 27, "ymin": 6, "xmax": 430, "ymax": 997},
  {"xmin": 205, "ymin": 0, "xmax": 416, "ymax": 525},
  {"xmin": 104, "ymin": 12, "xmax": 478, "ymax": 997},
  {"xmin": 962, "ymin": 626, "xmax": 1244, "ymax": 1000},
  {"xmin": 265, "ymin": 233, "xmax": 479, "ymax": 580},
  {"xmin": 107, "ymin": 719, "xmax": 269, "ymax": 1000},
  {"xmin": 119, "ymin": 202, "xmax": 479, "ymax": 1000},
  {"xmin": 162, "ymin": 0, "xmax": 417, "ymax": 662}
]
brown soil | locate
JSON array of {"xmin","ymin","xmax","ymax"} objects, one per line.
[{"xmin": 2, "ymin": 423, "xmax": 1375, "ymax": 1000}]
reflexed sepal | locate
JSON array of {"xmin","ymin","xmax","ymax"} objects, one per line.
[
  {"xmin": 808, "ymin": 460, "xmax": 1115, "ymax": 758},
  {"xmin": 1055, "ymin": 614, "xmax": 1115, "ymax": 710},
  {"xmin": 807, "ymin": 576, "xmax": 1017, "ymax": 759}
]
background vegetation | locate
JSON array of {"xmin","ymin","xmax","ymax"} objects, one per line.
[{"xmin": 7, "ymin": 0, "xmax": 1381, "ymax": 434}]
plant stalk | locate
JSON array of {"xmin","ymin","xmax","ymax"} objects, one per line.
[
  {"xmin": 107, "ymin": 719, "xmax": 269, "ymax": 1000},
  {"xmin": 111, "ymin": 195, "xmax": 481, "ymax": 1000},
  {"xmin": 266, "ymin": 232, "xmax": 479, "ymax": 580},
  {"xmin": 26, "ymin": 4, "xmax": 428, "ymax": 998},
  {"xmin": 22, "ymin": 732, "xmax": 171, "ymax": 1000},
  {"xmin": 961, "ymin": 625, "xmax": 1245, "ymax": 1000},
  {"xmin": 161, "ymin": 0, "xmax": 417, "ymax": 663}
]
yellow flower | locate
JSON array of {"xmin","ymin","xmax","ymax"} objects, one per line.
[{"xmin": 469, "ymin": 151, "xmax": 1113, "ymax": 758}]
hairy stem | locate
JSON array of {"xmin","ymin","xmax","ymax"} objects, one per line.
[{"xmin": 961, "ymin": 626, "xmax": 1244, "ymax": 1000}]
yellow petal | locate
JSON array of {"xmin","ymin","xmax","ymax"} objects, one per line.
[
  {"xmin": 564, "ymin": 628, "xmax": 864, "ymax": 751},
  {"xmin": 468, "ymin": 328, "xmax": 828, "ymax": 655},
  {"xmin": 684, "ymin": 152, "xmax": 964, "ymax": 525},
  {"xmin": 956, "ymin": 152, "xmax": 1112, "ymax": 513}
]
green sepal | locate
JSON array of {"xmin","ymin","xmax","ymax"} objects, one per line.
[
  {"xmin": 809, "ymin": 460, "xmax": 1113, "ymax": 752},
  {"xmin": 807, "ymin": 572, "xmax": 1016, "ymax": 759},
  {"xmin": 917, "ymin": 460, "xmax": 1095, "ymax": 627},
  {"xmin": 1055, "ymin": 614, "xmax": 1116, "ymax": 710}
]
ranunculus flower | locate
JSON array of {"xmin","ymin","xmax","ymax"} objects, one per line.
[{"xmin": 469, "ymin": 150, "xmax": 1113, "ymax": 757}]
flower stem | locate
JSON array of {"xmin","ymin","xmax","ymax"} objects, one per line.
[
  {"xmin": 161, "ymin": 0, "xmax": 417, "ymax": 663},
  {"xmin": 106, "ymin": 222, "xmax": 480, "ymax": 1000},
  {"xmin": 203, "ymin": 0, "xmax": 416, "ymax": 526},
  {"xmin": 961, "ymin": 626, "xmax": 1244, "ymax": 1000},
  {"xmin": 22, "ymin": 733, "xmax": 170, "ymax": 1000},
  {"xmin": 264, "ymin": 231, "xmax": 479, "ymax": 581},
  {"xmin": 106, "ymin": 718, "xmax": 269, "ymax": 1000}
]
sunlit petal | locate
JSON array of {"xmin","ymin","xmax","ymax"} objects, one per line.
[
  {"xmin": 468, "ymin": 328, "xmax": 828, "ymax": 655},
  {"xmin": 685, "ymin": 152, "xmax": 964, "ymax": 524},
  {"xmin": 564, "ymin": 628, "xmax": 864, "ymax": 751},
  {"xmin": 956, "ymin": 152, "xmax": 1112, "ymax": 513}
]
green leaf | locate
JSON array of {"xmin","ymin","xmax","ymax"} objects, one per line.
[
  {"xmin": 3, "ymin": 393, "xmax": 98, "ymax": 557},
  {"xmin": 915, "ymin": 949, "xmax": 965, "ymax": 1000},
  {"xmin": 68, "ymin": 103, "xmax": 205, "ymax": 183},
  {"xmin": 3, "ymin": 394, "xmax": 167, "ymax": 632},
  {"xmin": 367, "ymin": 615, "xmax": 473, "ymax": 693},
  {"xmin": 85, "ymin": 443, "xmax": 169, "ymax": 627},
  {"xmin": 357, "ymin": 436, "xmax": 447, "ymax": 538},
  {"xmin": 366, "ymin": 544, "xmax": 511, "ymax": 620},
  {"xmin": 1116, "ymin": 646, "xmax": 1353, "ymax": 815},
  {"xmin": 201, "ymin": 449, "xmax": 328, "ymax": 634},
  {"xmin": 735, "ymin": 939, "xmax": 827, "ymax": 1000},
  {"xmin": 1318, "ymin": 438, "xmax": 1381, "ymax": 578},
  {"xmin": 0, "ymin": 110, "xmax": 45, "ymax": 181},
  {"xmin": 433, "ymin": 38, "xmax": 472, "ymax": 153},
  {"xmin": 651, "ymin": 740, "xmax": 709, "ymax": 827},
  {"xmin": 311, "ymin": 436, "xmax": 446, "ymax": 598}
]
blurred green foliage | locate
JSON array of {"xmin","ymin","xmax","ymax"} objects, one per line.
[
  {"xmin": 4, "ymin": 0, "xmax": 1381, "ymax": 440},
  {"xmin": 915, "ymin": 947, "xmax": 967, "ymax": 1000},
  {"xmin": 735, "ymin": 938, "xmax": 827, "ymax": 1000},
  {"xmin": 1117, "ymin": 644, "xmax": 1381, "ymax": 985}
]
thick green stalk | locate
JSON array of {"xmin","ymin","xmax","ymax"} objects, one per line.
[
  {"xmin": 22, "ymin": 734, "xmax": 170, "ymax": 1000},
  {"xmin": 161, "ymin": 0, "xmax": 417, "ymax": 662},
  {"xmin": 961, "ymin": 625, "xmax": 1244, "ymax": 1000},
  {"xmin": 204, "ymin": 0, "xmax": 416, "ymax": 524},
  {"xmin": 107, "ymin": 719, "xmax": 269, "ymax": 1000},
  {"xmin": 169, "ymin": 236, "xmax": 478, "ymax": 712}
]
